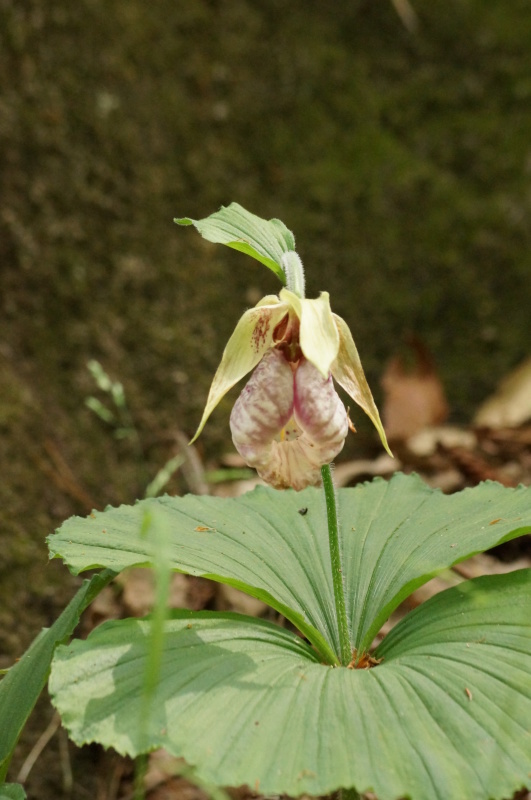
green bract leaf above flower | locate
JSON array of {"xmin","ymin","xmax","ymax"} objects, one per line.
[{"xmin": 174, "ymin": 202, "xmax": 294, "ymax": 281}]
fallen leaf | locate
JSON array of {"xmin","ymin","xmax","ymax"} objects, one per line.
[
  {"xmin": 381, "ymin": 336, "xmax": 449, "ymax": 441},
  {"xmin": 475, "ymin": 357, "xmax": 531, "ymax": 427},
  {"xmin": 216, "ymin": 584, "xmax": 267, "ymax": 616}
]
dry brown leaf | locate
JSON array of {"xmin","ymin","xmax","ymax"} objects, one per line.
[
  {"xmin": 407, "ymin": 426, "xmax": 477, "ymax": 457},
  {"xmin": 381, "ymin": 336, "xmax": 449, "ymax": 441},
  {"xmin": 82, "ymin": 585, "xmax": 121, "ymax": 632},
  {"xmin": 144, "ymin": 750, "xmax": 185, "ymax": 793},
  {"xmin": 215, "ymin": 584, "xmax": 267, "ymax": 617},
  {"xmin": 116, "ymin": 570, "xmax": 208, "ymax": 617},
  {"xmin": 475, "ymin": 357, "xmax": 531, "ymax": 427},
  {"xmin": 452, "ymin": 552, "xmax": 531, "ymax": 580},
  {"xmin": 332, "ymin": 454, "xmax": 399, "ymax": 488},
  {"xmin": 211, "ymin": 477, "xmax": 263, "ymax": 497}
]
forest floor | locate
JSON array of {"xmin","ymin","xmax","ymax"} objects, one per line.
[{"xmin": 4, "ymin": 394, "xmax": 530, "ymax": 798}]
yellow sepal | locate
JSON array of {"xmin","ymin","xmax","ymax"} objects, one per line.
[
  {"xmin": 331, "ymin": 314, "xmax": 393, "ymax": 457},
  {"xmin": 190, "ymin": 298, "xmax": 288, "ymax": 442},
  {"xmin": 279, "ymin": 289, "xmax": 339, "ymax": 378}
]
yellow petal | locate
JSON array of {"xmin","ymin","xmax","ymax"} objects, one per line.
[
  {"xmin": 190, "ymin": 298, "xmax": 288, "ymax": 442},
  {"xmin": 331, "ymin": 314, "xmax": 393, "ymax": 457},
  {"xmin": 256, "ymin": 294, "xmax": 281, "ymax": 308},
  {"xmin": 280, "ymin": 288, "xmax": 339, "ymax": 378}
]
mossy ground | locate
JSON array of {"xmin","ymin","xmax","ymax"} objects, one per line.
[{"xmin": 1, "ymin": 1, "xmax": 530, "ymax": 795}]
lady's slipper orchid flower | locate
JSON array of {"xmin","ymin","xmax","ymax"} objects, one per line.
[{"xmin": 191, "ymin": 288, "xmax": 391, "ymax": 490}]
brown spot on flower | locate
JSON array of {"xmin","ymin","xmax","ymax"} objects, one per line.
[{"xmin": 251, "ymin": 312, "xmax": 272, "ymax": 352}]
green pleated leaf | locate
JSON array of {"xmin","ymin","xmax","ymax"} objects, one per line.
[
  {"xmin": 175, "ymin": 202, "xmax": 294, "ymax": 281},
  {"xmin": 341, "ymin": 473, "xmax": 531, "ymax": 653},
  {"xmin": 48, "ymin": 489, "xmax": 342, "ymax": 664},
  {"xmin": 47, "ymin": 474, "xmax": 531, "ymax": 664},
  {"xmin": 49, "ymin": 571, "xmax": 531, "ymax": 799},
  {"xmin": 0, "ymin": 785, "xmax": 26, "ymax": 800},
  {"xmin": 0, "ymin": 569, "xmax": 115, "ymax": 781}
]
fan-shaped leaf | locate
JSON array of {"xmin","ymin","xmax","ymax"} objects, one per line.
[
  {"xmin": 50, "ymin": 571, "xmax": 531, "ymax": 799},
  {"xmin": 0, "ymin": 785, "xmax": 26, "ymax": 800},
  {"xmin": 48, "ymin": 475, "xmax": 531, "ymax": 662}
]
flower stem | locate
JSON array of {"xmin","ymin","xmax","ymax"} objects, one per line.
[
  {"xmin": 282, "ymin": 252, "xmax": 351, "ymax": 663},
  {"xmin": 321, "ymin": 464, "xmax": 351, "ymax": 666},
  {"xmin": 281, "ymin": 251, "xmax": 306, "ymax": 298}
]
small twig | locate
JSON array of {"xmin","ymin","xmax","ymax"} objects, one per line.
[
  {"xmin": 439, "ymin": 443, "xmax": 516, "ymax": 487},
  {"xmin": 17, "ymin": 711, "xmax": 61, "ymax": 783},
  {"xmin": 106, "ymin": 758, "xmax": 127, "ymax": 800},
  {"xmin": 174, "ymin": 431, "xmax": 209, "ymax": 495},
  {"xmin": 390, "ymin": 0, "xmax": 419, "ymax": 31},
  {"xmin": 58, "ymin": 725, "xmax": 73, "ymax": 795},
  {"xmin": 38, "ymin": 437, "xmax": 96, "ymax": 508}
]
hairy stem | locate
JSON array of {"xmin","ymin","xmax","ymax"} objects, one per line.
[
  {"xmin": 321, "ymin": 464, "xmax": 351, "ymax": 666},
  {"xmin": 281, "ymin": 250, "xmax": 306, "ymax": 298}
]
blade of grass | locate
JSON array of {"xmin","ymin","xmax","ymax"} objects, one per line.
[{"xmin": 0, "ymin": 569, "xmax": 116, "ymax": 781}]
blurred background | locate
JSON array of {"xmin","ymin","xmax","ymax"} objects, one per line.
[{"xmin": 1, "ymin": 0, "xmax": 530, "ymax": 795}]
